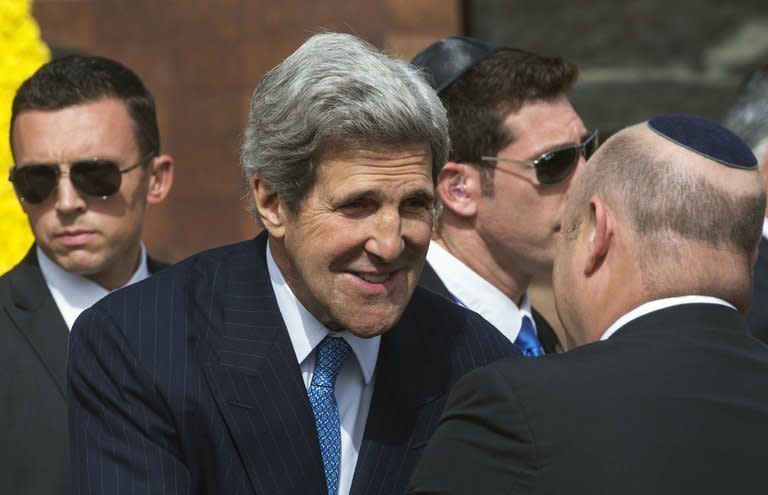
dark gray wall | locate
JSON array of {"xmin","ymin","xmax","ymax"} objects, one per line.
[{"xmin": 466, "ymin": 0, "xmax": 768, "ymax": 133}]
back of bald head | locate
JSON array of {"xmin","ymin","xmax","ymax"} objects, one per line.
[{"xmin": 563, "ymin": 115, "xmax": 765, "ymax": 308}]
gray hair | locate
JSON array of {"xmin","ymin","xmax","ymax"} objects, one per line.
[
  {"xmin": 723, "ymin": 64, "xmax": 768, "ymax": 164},
  {"xmin": 241, "ymin": 32, "xmax": 449, "ymax": 223}
]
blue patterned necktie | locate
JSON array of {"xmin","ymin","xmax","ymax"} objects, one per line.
[
  {"xmin": 307, "ymin": 336, "xmax": 352, "ymax": 495},
  {"xmin": 515, "ymin": 315, "xmax": 544, "ymax": 357}
]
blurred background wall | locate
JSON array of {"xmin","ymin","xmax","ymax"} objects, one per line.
[{"xmin": 467, "ymin": 0, "xmax": 768, "ymax": 133}]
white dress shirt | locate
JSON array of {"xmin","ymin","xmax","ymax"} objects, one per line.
[
  {"xmin": 37, "ymin": 244, "xmax": 150, "ymax": 330},
  {"xmin": 425, "ymin": 240, "xmax": 535, "ymax": 343},
  {"xmin": 762, "ymin": 217, "xmax": 768, "ymax": 239},
  {"xmin": 267, "ymin": 242, "xmax": 379, "ymax": 495},
  {"xmin": 600, "ymin": 295, "xmax": 736, "ymax": 341}
]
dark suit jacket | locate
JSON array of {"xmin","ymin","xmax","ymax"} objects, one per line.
[
  {"xmin": 407, "ymin": 303, "xmax": 768, "ymax": 495},
  {"xmin": 67, "ymin": 233, "xmax": 517, "ymax": 495},
  {"xmin": 746, "ymin": 235, "xmax": 768, "ymax": 343},
  {"xmin": 419, "ymin": 261, "xmax": 560, "ymax": 353},
  {"xmin": 0, "ymin": 247, "xmax": 165, "ymax": 495}
]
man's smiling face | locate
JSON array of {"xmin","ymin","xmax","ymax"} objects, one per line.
[{"xmin": 267, "ymin": 144, "xmax": 435, "ymax": 337}]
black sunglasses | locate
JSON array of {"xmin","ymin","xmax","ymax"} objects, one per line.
[
  {"xmin": 9, "ymin": 152, "xmax": 155, "ymax": 204},
  {"xmin": 480, "ymin": 130, "xmax": 599, "ymax": 185}
]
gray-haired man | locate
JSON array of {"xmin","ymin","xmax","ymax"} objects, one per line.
[{"xmin": 68, "ymin": 32, "xmax": 517, "ymax": 495}]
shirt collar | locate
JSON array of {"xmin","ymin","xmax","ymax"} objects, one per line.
[
  {"xmin": 762, "ymin": 217, "xmax": 768, "ymax": 239},
  {"xmin": 266, "ymin": 240, "xmax": 379, "ymax": 384},
  {"xmin": 37, "ymin": 243, "xmax": 150, "ymax": 330},
  {"xmin": 425, "ymin": 240, "xmax": 533, "ymax": 342},
  {"xmin": 600, "ymin": 295, "xmax": 736, "ymax": 341}
]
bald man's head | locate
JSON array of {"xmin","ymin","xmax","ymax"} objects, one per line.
[
  {"xmin": 564, "ymin": 121, "xmax": 764, "ymax": 254},
  {"xmin": 560, "ymin": 115, "xmax": 765, "ymax": 309}
]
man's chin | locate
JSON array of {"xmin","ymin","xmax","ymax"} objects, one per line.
[
  {"xmin": 334, "ymin": 308, "xmax": 406, "ymax": 339},
  {"xmin": 53, "ymin": 255, "xmax": 107, "ymax": 277}
]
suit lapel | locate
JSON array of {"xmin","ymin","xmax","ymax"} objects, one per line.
[
  {"xmin": 198, "ymin": 235, "xmax": 327, "ymax": 495},
  {"xmin": 417, "ymin": 261, "xmax": 453, "ymax": 301},
  {"xmin": 4, "ymin": 248, "xmax": 69, "ymax": 397},
  {"xmin": 146, "ymin": 256, "xmax": 169, "ymax": 274},
  {"xmin": 350, "ymin": 302, "xmax": 445, "ymax": 495}
]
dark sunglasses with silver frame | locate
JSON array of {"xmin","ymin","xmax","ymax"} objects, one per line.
[
  {"xmin": 9, "ymin": 151, "xmax": 156, "ymax": 204},
  {"xmin": 480, "ymin": 129, "xmax": 599, "ymax": 185}
]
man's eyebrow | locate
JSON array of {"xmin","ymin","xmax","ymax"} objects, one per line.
[
  {"xmin": 335, "ymin": 190, "xmax": 374, "ymax": 204},
  {"xmin": 404, "ymin": 188, "xmax": 435, "ymax": 203}
]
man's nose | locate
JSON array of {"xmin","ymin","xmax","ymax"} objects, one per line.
[
  {"xmin": 365, "ymin": 208, "xmax": 405, "ymax": 263},
  {"xmin": 55, "ymin": 172, "xmax": 87, "ymax": 214}
]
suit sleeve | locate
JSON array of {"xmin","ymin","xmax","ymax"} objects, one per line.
[
  {"xmin": 406, "ymin": 361, "xmax": 537, "ymax": 495},
  {"xmin": 68, "ymin": 306, "xmax": 191, "ymax": 494}
]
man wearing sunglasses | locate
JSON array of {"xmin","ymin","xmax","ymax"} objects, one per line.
[
  {"xmin": 411, "ymin": 37, "xmax": 592, "ymax": 355},
  {"xmin": 0, "ymin": 55, "xmax": 173, "ymax": 494}
]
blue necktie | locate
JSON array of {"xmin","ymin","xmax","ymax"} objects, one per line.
[
  {"xmin": 515, "ymin": 315, "xmax": 544, "ymax": 357},
  {"xmin": 307, "ymin": 336, "xmax": 352, "ymax": 495}
]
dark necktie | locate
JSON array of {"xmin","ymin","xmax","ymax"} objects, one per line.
[
  {"xmin": 515, "ymin": 315, "xmax": 544, "ymax": 356},
  {"xmin": 307, "ymin": 336, "xmax": 352, "ymax": 495}
]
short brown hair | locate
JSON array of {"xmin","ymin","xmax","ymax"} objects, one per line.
[
  {"xmin": 11, "ymin": 55, "xmax": 159, "ymax": 157},
  {"xmin": 441, "ymin": 49, "xmax": 578, "ymax": 172}
]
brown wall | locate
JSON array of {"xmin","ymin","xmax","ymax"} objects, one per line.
[{"xmin": 33, "ymin": 0, "xmax": 460, "ymax": 263}]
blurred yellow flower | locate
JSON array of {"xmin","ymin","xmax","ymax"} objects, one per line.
[{"xmin": 1, "ymin": 0, "xmax": 50, "ymax": 274}]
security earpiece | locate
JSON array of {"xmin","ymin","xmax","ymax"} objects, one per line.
[{"xmin": 448, "ymin": 175, "xmax": 468, "ymax": 198}]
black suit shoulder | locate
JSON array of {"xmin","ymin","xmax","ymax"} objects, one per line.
[
  {"xmin": 0, "ymin": 245, "xmax": 172, "ymax": 495},
  {"xmin": 408, "ymin": 304, "xmax": 768, "ymax": 495},
  {"xmin": 0, "ymin": 249, "xmax": 71, "ymax": 495}
]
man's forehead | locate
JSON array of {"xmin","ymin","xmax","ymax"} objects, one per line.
[
  {"xmin": 11, "ymin": 98, "xmax": 139, "ymax": 162},
  {"xmin": 319, "ymin": 144, "xmax": 431, "ymax": 168},
  {"xmin": 501, "ymin": 98, "xmax": 585, "ymax": 147}
]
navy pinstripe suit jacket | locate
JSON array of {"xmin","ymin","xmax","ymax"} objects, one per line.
[{"xmin": 68, "ymin": 233, "xmax": 517, "ymax": 495}]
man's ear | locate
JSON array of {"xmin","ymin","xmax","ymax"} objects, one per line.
[
  {"xmin": 584, "ymin": 196, "xmax": 613, "ymax": 275},
  {"xmin": 436, "ymin": 162, "xmax": 478, "ymax": 217},
  {"xmin": 252, "ymin": 174, "xmax": 287, "ymax": 238},
  {"xmin": 146, "ymin": 154, "xmax": 174, "ymax": 205}
]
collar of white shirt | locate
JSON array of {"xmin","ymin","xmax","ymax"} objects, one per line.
[
  {"xmin": 425, "ymin": 239, "xmax": 534, "ymax": 343},
  {"xmin": 600, "ymin": 295, "xmax": 737, "ymax": 341},
  {"xmin": 762, "ymin": 217, "xmax": 768, "ymax": 239},
  {"xmin": 37, "ymin": 243, "xmax": 150, "ymax": 331},
  {"xmin": 266, "ymin": 240, "xmax": 379, "ymax": 385}
]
